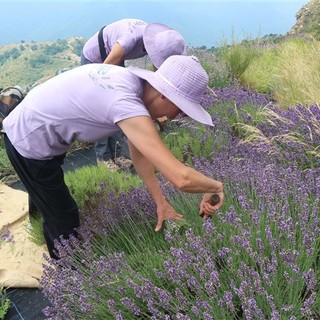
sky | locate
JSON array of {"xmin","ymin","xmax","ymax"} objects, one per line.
[{"xmin": 1, "ymin": 1, "xmax": 309, "ymax": 48}]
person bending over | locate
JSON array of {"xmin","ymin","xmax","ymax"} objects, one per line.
[
  {"xmin": 81, "ymin": 18, "xmax": 185, "ymax": 171},
  {"xmin": 3, "ymin": 55, "xmax": 224, "ymax": 259}
]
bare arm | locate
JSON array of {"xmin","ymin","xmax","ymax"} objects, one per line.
[
  {"xmin": 119, "ymin": 116, "xmax": 223, "ymax": 194},
  {"xmin": 103, "ymin": 42, "xmax": 125, "ymax": 65},
  {"xmin": 127, "ymin": 138, "xmax": 184, "ymax": 231},
  {"xmin": 118, "ymin": 116, "xmax": 224, "ymax": 228}
]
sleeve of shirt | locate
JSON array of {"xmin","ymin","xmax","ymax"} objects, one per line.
[
  {"xmin": 111, "ymin": 97, "xmax": 151, "ymax": 124},
  {"xmin": 116, "ymin": 35, "xmax": 137, "ymax": 56}
]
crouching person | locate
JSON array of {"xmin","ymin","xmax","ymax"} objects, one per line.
[{"xmin": 2, "ymin": 55, "xmax": 224, "ymax": 259}]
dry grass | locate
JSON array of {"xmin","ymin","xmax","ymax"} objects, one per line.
[{"xmin": 272, "ymin": 40, "xmax": 320, "ymax": 108}]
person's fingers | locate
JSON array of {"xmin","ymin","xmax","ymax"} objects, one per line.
[
  {"xmin": 155, "ymin": 219, "xmax": 163, "ymax": 232},
  {"xmin": 173, "ymin": 215, "xmax": 184, "ymax": 221},
  {"xmin": 155, "ymin": 214, "xmax": 184, "ymax": 232}
]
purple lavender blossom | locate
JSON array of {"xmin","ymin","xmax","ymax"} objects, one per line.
[{"xmin": 40, "ymin": 85, "xmax": 320, "ymax": 319}]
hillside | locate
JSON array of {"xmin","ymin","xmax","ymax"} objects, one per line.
[
  {"xmin": 0, "ymin": 0, "xmax": 315, "ymax": 92},
  {"xmin": 289, "ymin": 0, "xmax": 320, "ymax": 39},
  {"xmin": 0, "ymin": 37, "xmax": 85, "ymax": 90}
]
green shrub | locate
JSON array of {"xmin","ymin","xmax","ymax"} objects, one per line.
[
  {"xmin": 240, "ymin": 37, "xmax": 320, "ymax": 108},
  {"xmin": 0, "ymin": 289, "xmax": 10, "ymax": 320},
  {"xmin": 241, "ymin": 46, "xmax": 280, "ymax": 93},
  {"xmin": 64, "ymin": 165, "xmax": 142, "ymax": 209},
  {"xmin": 220, "ymin": 39, "xmax": 259, "ymax": 83}
]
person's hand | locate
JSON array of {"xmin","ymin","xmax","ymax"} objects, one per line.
[
  {"xmin": 157, "ymin": 116, "xmax": 169, "ymax": 126},
  {"xmin": 155, "ymin": 201, "xmax": 184, "ymax": 231},
  {"xmin": 199, "ymin": 192, "xmax": 224, "ymax": 219}
]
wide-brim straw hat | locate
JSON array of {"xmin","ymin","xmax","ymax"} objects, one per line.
[
  {"xmin": 143, "ymin": 22, "xmax": 186, "ymax": 69},
  {"xmin": 128, "ymin": 55, "xmax": 213, "ymax": 126}
]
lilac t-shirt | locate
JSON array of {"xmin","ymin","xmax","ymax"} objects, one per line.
[
  {"xmin": 3, "ymin": 64, "xmax": 150, "ymax": 160},
  {"xmin": 83, "ymin": 19, "xmax": 148, "ymax": 63}
]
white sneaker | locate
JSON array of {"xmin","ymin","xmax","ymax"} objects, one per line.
[
  {"xmin": 97, "ymin": 159, "xmax": 120, "ymax": 172},
  {"xmin": 114, "ymin": 156, "xmax": 133, "ymax": 168}
]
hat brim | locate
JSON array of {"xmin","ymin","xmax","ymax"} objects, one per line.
[
  {"xmin": 143, "ymin": 22, "xmax": 186, "ymax": 69},
  {"xmin": 128, "ymin": 67, "xmax": 213, "ymax": 126},
  {"xmin": 143, "ymin": 23, "xmax": 171, "ymax": 66}
]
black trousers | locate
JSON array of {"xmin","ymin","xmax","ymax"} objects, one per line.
[{"xmin": 4, "ymin": 135, "xmax": 80, "ymax": 259}]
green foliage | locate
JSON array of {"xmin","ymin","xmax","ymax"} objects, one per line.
[
  {"xmin": 0, "ymin": 288, "xmax": 10, "ymax": 320},
  {"xmin": 64, "ymin": 165, "xmax": 142, "ymax": 209},
  {"xmin": 0, "ymin": 47, "xmax": 21, "ymax": 65},
  {"xmin": 27, "ymin": 215, "xmax": 46, "ymax": 246},
  {"xmin": 161, "ymin": 121, "xmax": 216, "ymax": 165},
  {"xmin": 241, "ymin": 46, "xmax": 280, "ymax": 93},
  {"xmin": 43, "ymin": 43, "xmax": 67, "ymax": 55},
  {"xmin": 294, "ymin": 0, "xmax": 320, "ymax": 40},
  {"xmin": 91, "ymin": 210, "xmax": 169, "ymax": 274},
  {"xmin": 0, "ymin": 139, "xmax": 16, "ymax": 185},
  {"xmin": 29, "ymin": 54, "xmax": 52, "ymax": 68},
  {"xmin": 241, "ymin": 36, "xmax": 320, "ymax": 107},
  {"xmin": 28, "ymin": 165, "xmax": 142, "ymax": 245},
  {"xmin": 220, "ymin": 38, "xmax": 259, "ymax": 83},
  {"xmin": 0, "ymin": 140, "xmax": 11, "ymax": 169},
  {"xmin": 0, "ymin": 38, "xmax": 82, "ymax": 88},
  {"xmin": 213, "ymin": 102, "xmax": 267, "ymax": 139},
  {"xmin": 201, "ymin": 59, "xmax": 232, "ymax": 88},
  {"xmin": 71, "ymin": 38, "xmax": 86, "ymax": 56}
]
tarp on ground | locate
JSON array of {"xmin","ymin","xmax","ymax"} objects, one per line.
[{"xmin": 0, "ymin": 182, "xmax": 48, "ymax": 288}]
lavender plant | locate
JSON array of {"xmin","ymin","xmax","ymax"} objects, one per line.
[
  {"xmin": 237, "ymin": 104, "xmax": 320, "ymax": 169},
  {"xmin": 41, "ymin": 157, "xmax": 319, "ymax": 319},
  {"xmin": 40, "ymin": 87, "xmax": 319, "ymax": 319}
]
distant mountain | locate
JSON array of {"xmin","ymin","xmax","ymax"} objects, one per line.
[
  {"xmin": 0, "ymin": 37, "xmax": 85, "ymax": 90},
  {"xmin": 0, "ymin": 36, "xmax": 160, "ymax": 90},
  {"xmin": 0, "ymin": 0, "xmax": 312, "ymax": 91}
]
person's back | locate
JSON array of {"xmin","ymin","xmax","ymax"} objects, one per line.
[
  {"xmin": 3, "ymin": 55, "xmax": 225, "ymax": 260},
  {"xmin": 81, "ymin": 19, "xmax": 185, "ymax": 171},
  {"xmin": 82, "ymin": 19, "xmax": 148, "ymax": 64}
]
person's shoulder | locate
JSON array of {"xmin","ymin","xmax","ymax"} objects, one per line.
[
  {"xmin": 109, "ymin": 19, "xmax": 147, "ymax": 33},
  {"xmin": 116, "ymin": 67, "xmax": 143, "ymax": 85}
]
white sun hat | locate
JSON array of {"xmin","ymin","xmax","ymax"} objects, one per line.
[
  {"xmin": 143, "ymin": 22, "xmax": 186, "ymax": 69},
  {"xmin": 128, "ymin": 55, "xmax": 213, "ymax": 126}
]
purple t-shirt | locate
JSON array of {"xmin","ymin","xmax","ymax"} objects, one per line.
[
  {"xmin": 83, "ymin": 19, "xmax": 148, "ymax": 63},
  {"xmin": 3, "ymin": 64, "xmax": 150, "ymax": 160}
]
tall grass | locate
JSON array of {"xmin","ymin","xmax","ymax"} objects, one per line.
[
  {"xmin": 241, "ymin": 37, "xmax": 320, "ymax": 108},
  {"xmin": 273, "ymin": 39, "xmax": 320, "ymax": 107},
  {"xmin": 240, "ymin": 45, "xmax": 279, "ymax": 94},
  {"xmin": 219, "ymin": 36, "xmax": 259, "ymax": 83}
]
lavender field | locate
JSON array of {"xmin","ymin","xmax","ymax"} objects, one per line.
[{"xmin": 40, "ymin": 87, "xmax": 320, "ymax": 319}]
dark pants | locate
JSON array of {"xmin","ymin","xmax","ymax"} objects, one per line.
[{"xmin": 4, "ymin": 135, "xmax": 80, "ymax": 259}]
